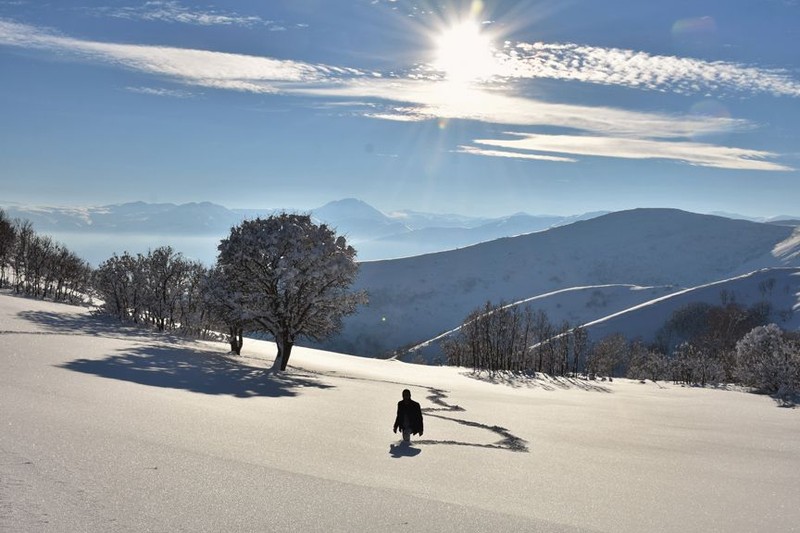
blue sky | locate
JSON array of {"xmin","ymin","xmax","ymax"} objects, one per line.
[{"xmin": 1, "ymin": 0, "xmax": 798, "ymax": 217}]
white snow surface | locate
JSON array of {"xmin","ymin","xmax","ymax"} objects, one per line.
[{"xmin": 2, "ymin": 292, "xmax": 799, "ymax": 532}]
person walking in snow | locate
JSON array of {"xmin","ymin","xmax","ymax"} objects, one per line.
[{"xmin": 393, "ymin": 389, "xmax": 423, "ymax": 443}]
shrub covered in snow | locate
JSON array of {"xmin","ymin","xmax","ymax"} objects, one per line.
[{"xmin": 735, "ymin": 324, "xmax": 800, "ymax": 400}]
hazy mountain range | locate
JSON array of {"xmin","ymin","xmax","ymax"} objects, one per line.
[{"xmin": 0, "ymin": 199, "xmax": 610, "ymax": 264}]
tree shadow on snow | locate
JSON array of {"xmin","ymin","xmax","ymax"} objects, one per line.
[
  {"xmin": 464, "ymin": 370, "xmax": 611, "ymax": 393},
  {"xmin": 17, "ymin": 309, "xmax": 185, "ymax": 342},
  {"xmin": 60, "ymin": 344, "xmax": 334, "ymax": 398}
]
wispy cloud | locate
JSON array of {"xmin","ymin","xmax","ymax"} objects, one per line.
[
  {"xmin": 0, "ymin": 18, "xmax": 793, "ymax": 171},
  {"xmin": 91, "ymin": 1, "xmax": 288, "ymax": 30},
  {"xmin": 456, "ymin": 145, "xmax": 577, "ymax": 163},
  {"xmin": 126, "ymin": 85, "xmax": 195, "ymax": 98},
  {"xmin": 294, "ymin": 77, "xmax": 750, "ymax": 139},
  {"xmin": 496, "ymin": 42, "xmax": 800, "ymax": 98},
  {"xmin": 472, "ymin": 133, "xmax": 793, "ymax": 171},
  {"xmin": 0, "ymin": 19, "xmax": 352, "ymax": 93}
]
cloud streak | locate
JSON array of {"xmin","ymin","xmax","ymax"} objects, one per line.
[
  {"xmin": 472, "ymin": 133, "xmax": 793, "ymax": 171},
  {"xmin": 0, "ymin": 19, "xmax": 793, "ymax": 171},
  {"xmin": 456, "ymin": 145, "xmax": 577, "ymax": 163},
  {"xmin": 0, "ymin": 19, "xmax": 354, "ymax": 93},
  {"xmin": 496, "ymin": 42, "xmax": 800, "ymax": 98},
  {"xmin": 91, "ymin": 1, "xmax": 285, "ymax": 29},
  {"xmin": 125, "ymin": 85, "xmax": 195, "ymax": 98}
]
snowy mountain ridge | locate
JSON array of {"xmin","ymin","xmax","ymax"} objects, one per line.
[{"xmin": 320, "ymin": 209, "xmax": 800, "ymax": 358}]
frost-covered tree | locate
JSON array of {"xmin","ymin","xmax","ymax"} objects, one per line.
[
  {"xmin": 587, "ymin": 333, "xmax": 628, "ymax": 380},
  {"xmin": 670, "ymin": 341, "xmax": 723, "ymax": 386},
  {"xmin": 0, "ymin": 209, "xmax": 16, "ymax": 287},
  {"xmin": 11, "ymin": 219, "xmax": 34, "ymax": 294},
  {"xmin": 94, "ymin": 247, "xmax": 204, "ymax": 332},
  {"xmin": 142, "ymin": 246, "xmax": 196, "ymax": 332},
  {"xmin": 655, "ymin": 300, "xmax": 770, "ymax": 381},
  {"xmin": 627, "ymin": 346, "xmax": 670, "ymax": 382},
  {"xmin": 735, "ymin": 324, "xmax": 799, "ymax": 399},
  {"xmin": 94, "ymin": 252, "xmax": 143, "ymax": 322},
  {"xmin": 216, "ymin": 214, "xmax": 367, "ymax": 371},
  {"xmin": 202, "ymin": 265, "xmax": 250, "ymax": 355}
]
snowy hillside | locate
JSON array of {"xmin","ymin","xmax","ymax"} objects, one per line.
[
  {"xmin": 322, "ymin": 209, "xmax": 800, "ymax": 357},
  {"xmin": 583, "ymin": 267, "xmax": 800, "ymax": 345},
  {"xmin": 407, "ymin": 268, "xmax": 800, "ymax": 362},
  {"xmin": 402, "ymin": 283, "xmax": 677, "ymax": 362},
  {"xmin": 2, "ymin": 292, "xmax": 799, "ymax": 532}
]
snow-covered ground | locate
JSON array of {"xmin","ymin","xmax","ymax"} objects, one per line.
[{"xmin": 2, "ymin": 292, "xmax": 799, "ymax": 532}]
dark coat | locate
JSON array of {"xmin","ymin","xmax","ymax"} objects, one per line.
[{"xmin": 394, "ymin": 399, "xmax": 423, "ymax": 435}]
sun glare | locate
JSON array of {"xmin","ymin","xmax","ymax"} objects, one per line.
[{"xmin": 433, "ymin": 21, "xmax": 497, "ymax": 82}]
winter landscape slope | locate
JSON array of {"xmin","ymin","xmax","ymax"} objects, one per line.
[
  {"xmin": 2, "ymin": 293, "xmax": 799, "ymax": 532},
  {"xmin": 4, "ymin": 201, "xmax": 800, "ymax": 360},
  {"xmin": 407, "ymin": 268, "xmax": 800, "ymax": 362},
  {"xmin": 582, "ymin": 267, "xmax": 800, "ymax": 345},
  {"xmin": 322, "ymin": 209, "xmax": 800, "ymax": 357}
]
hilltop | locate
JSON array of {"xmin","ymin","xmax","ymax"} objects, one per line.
[{"xmin": 322, "ymin": 209, "xmax": 800, "ymax": 357}]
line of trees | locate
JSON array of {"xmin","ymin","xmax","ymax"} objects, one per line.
[
  {"xmin": 4, "ymin": 210, "xmax": 365, "ymax": 373},
  {"xmin": 598, "ymin": 322, "xmax": 799, "ymax": 401},
  {"xmin": 443, "ymin": 298, "xmax": 799, "ymax": 401},
  {"xmin": 93, "ymin": 246, "xmax": 209, "ymax": 335},
  {"xmin": 0, "ymin": 209, "xmax": 92, "ymax": 303},
  {"xmin": 91, "ymin": 213, "xmax": 366, "ymax": 371},
  {"xmin": 442, "ymin": 301, "xmax": 588, "ymax": 377}
]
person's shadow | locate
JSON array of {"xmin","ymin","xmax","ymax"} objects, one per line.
[{"xmin": 389, "ymin": 442, "xmax": 422, "ymax": 458}]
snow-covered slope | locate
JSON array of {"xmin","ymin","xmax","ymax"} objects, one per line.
[
  {"xmin": 322, "ymin": 209, "xmax": 800, "ymax": 357},
  {"xmin": 582, "ymin": 267, "xmax": 800, "ymax": 345},
  {"xmin": 405, "ymin": 268, "xmax": 800, "ymax": 361},
  {"xmin": 401, "ymin": 283, "xmax": 677, "ymax": 362},
  {"xmin": 2, "ymin": 293, "xmax": 799, "ymax": 532}
]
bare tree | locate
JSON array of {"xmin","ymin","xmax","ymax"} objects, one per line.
[
  {"xmin": 627, "ymin": 344, "xmax": 670, "ymax": 382},
  {"xmin": 571, "ymin": 326, "xmax": 588, "ymax": 376},
  {"xmin": 587, "ymin": 333, "xmax": 628, "ymax": 380}
]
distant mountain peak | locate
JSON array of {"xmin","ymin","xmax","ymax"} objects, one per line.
[{"xmin": 313, "ymin": 198, "xmax": 388, "ymax": 222}]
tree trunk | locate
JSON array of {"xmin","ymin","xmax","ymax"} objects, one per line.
[
  {"xmin": 228, "ymin": 326, "xmax": 243, "ymax": 355},
  {"xmin": 271, "ymin": 335, "xmax": 294, "ymax": 371}
]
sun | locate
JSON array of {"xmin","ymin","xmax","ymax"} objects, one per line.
[{"xmin": 433, "ymin": 20, "xmax": 498, "ymax": 83}]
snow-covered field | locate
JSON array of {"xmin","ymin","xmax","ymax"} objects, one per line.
[{"xmin": 2, "ymin": 292, "xmax": 799, "ymax": 532}]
